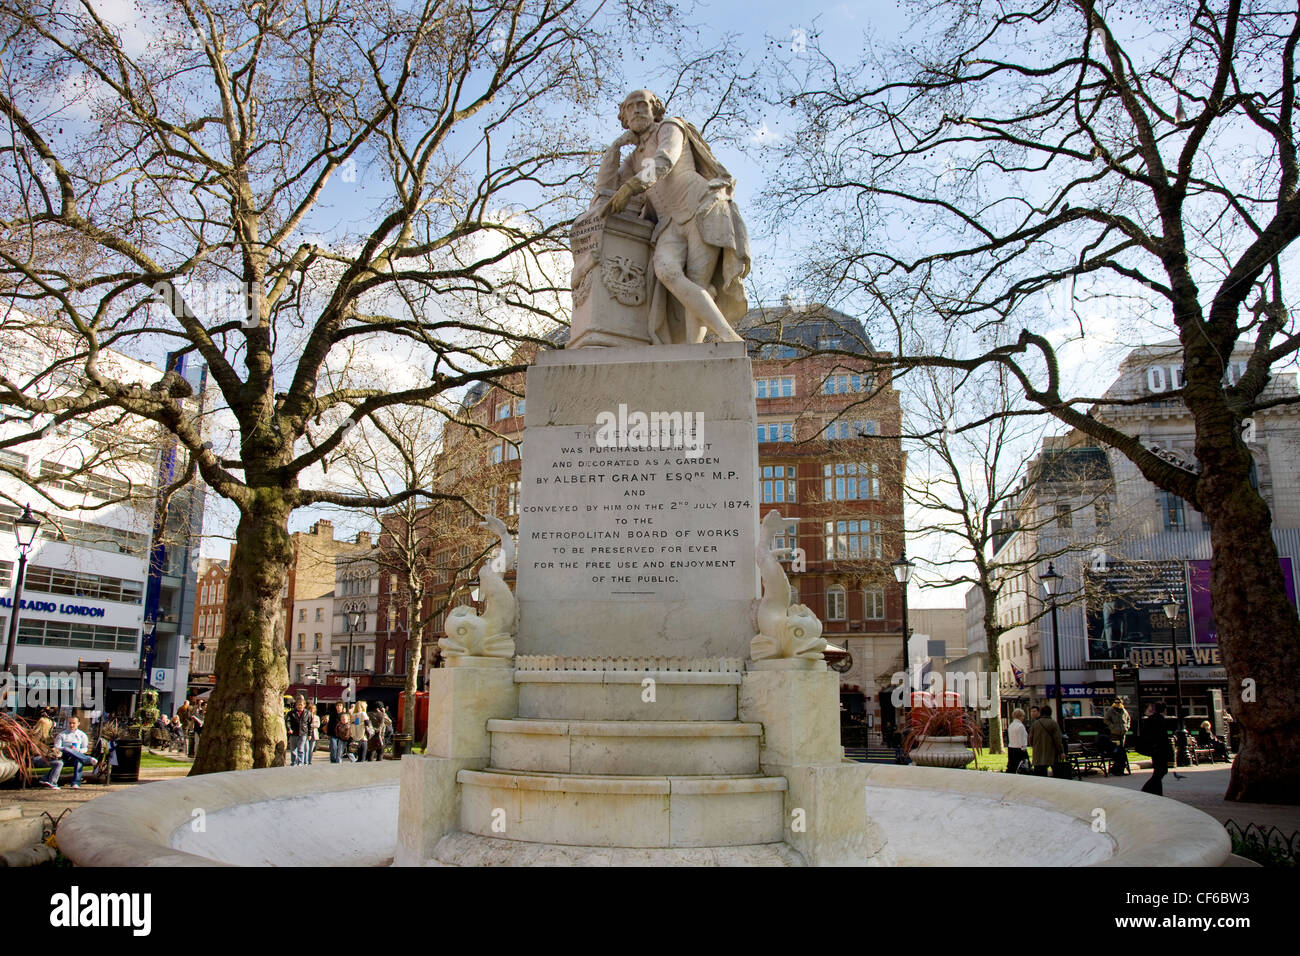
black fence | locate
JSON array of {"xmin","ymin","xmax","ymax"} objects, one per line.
[{"xmin": 1223, "ymin": 820, "xmax": 1299, "ymax": 868}]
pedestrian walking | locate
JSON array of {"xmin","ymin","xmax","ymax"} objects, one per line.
[
  {"xmin": 352, "ymin": 702, "xmax": 371, "ymax": 763},
  {"xmin": 329, "ymin": 701, "xmax": 349, "ymax": 763},
  {"xmin": 1030, "ymin": 704, "xmax": 1067, "ymax": 778},
  {"xmin": 1005, "ymin": 708, "xmax": 1029, "ymax": 773},
  {"xmin": 368, "ymin": 704, "xmax": 391, "ymax": 761},
  {"xmin": 1104, "ymin": 697, "xmax": 1130, "ymax": 775},
  {"xmin": 1140, "ymin": 702, "xmax": 1173, "ymax": 795},
  {"xmin": 305, "ymin": 705, "xmax": 320, "ymax": 764},
  {"xmin": 286, "ymin": 695, "xmax": 310, "ymax": 765}
]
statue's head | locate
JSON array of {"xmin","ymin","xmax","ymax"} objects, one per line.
[{"xmin": 619, "ymin": 89, "xmax": 665, "ymax": 131}]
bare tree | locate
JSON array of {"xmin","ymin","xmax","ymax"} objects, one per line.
[
  {"xmin": 0, "ymin": 0, "xmax": 666, "ymax": 771},
  {"xmin": 767, "ymin": 0, "xmax": 1300, "ymax": 802},
  {"xmin": 326, "ymin": 399, "xmax": 506, "ymax": 743}
]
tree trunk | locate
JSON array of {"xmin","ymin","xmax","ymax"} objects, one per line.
[
  {"xmin": 190, "ymin": 490, "xmax": 294, "ymax": 774},
  {"xmin": 987, "ymin": 691, "xmax": 1004, "ymax": 755},
  {"xmin": 1202, "ymin": 475, "xmax": 1300, "ymax": 803},
  {"xmin": 1187, "ymin": 341, "xmax": 1300, "ymax": 804},
  {"xmin": 404, "ymin": 592, "xmax": 423, "ymax": 744}
]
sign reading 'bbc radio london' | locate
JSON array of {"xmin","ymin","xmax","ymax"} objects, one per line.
[{"xmin": 518, "ymin": 409, "xmax": 753, "ymax": 603}]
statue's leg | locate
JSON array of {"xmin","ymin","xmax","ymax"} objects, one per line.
[{"xmin": 653, "ymin": 223, "xmax": 743, "ymax": 343}]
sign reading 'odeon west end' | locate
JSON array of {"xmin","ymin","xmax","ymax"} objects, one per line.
[{"xmin": 518, "ymin": 423, "xmax": 752, "ymax": 601}]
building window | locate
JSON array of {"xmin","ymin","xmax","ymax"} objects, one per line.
[
  {"xmin": 822, "ymin": 373, "xmax": 872, "ymax": 395},
  {"xmin": 0, "ymin": 449, "xmax": 29, "ymax": 471},
  {"xmin": 772, "ymin": 521, "xmax": 800, "ymax": 558},
  {"xmin": 315, "ymin": 607, "xmax": 323, "ymax": 621},
  {"xmin": 217, "ymin": 581, "xmax": 224, "ymax": 602},
  {"xmin": 1095, "ymin": 499, "xmax": 1111, "ymax": 528},
  {"xmin": 757, "ymin": 421, "xmax": 795, "ymax": 443},
  {"xmin": 507, "ymin": 479, "xmax": 520, "ymax": 516},
  {"xmin": 15, "ymin": 619, "xmax": 137, "ymax": 652},
  {"xmin": 299, "ymin": 608, "xmax": 306, "ymax": 622},
  {"xmin": 823, "ymin": 420, "xmax": 878, "ymax": 440},
  {"xmin": 818, "ymin": 336, "xmax": 843, "ymax": 350},
  {"xmin": 386, "ymin": 648, "xmax": 397, "ymax": 674},
  {"xmin": 823, "ymin": 462, "xmax": 880, "ymax": 500},
  {"xmin": 295, "ymin": 663, "xmax": 303, "ymax": 682},
  {"xmin": 1160, "ymin": 491, "xmax": 1186, "ymax": 531},
  {"xmin": 497, "ymin": 402, "xmax": 512, "ymax": 420},
  {"xmin": 515, "ymin": 399, "xmax": 526, "ymax": 417},
  {"xmin": 755, "ymin": 376, "xmax": 795, "ymax": 399},
  {"xmin": 490, "ymin": 441, "xmax": 520, "ymax": 464},
  {"xmin": 314, "ymin": 633, "xmax": 322, "ymax": 650},
  {"xmin": 22, "ymin": 565, "xmax": 144, "ymax": 604},
  {"xmin": 297, "ymin": 633, "xmax": 305, "ymax": 650},
  {"xmin": 824, "ymin": 519, "xmax": 883, "ymax": 560},
  {"xmin": 759, "ymin": 343, "xmax": 799, "ymax": 359},
  {"xmin": 864, "ymin": 588, "xmax": 885, "ymax": 620},
  {"xmin": 761, "ymin": 465, "xmax": 797, "ymax": 503},
  {"xmin": 826, "ymin": 586, "xmax": 846, "ymax": 621},
  {"xmin": 1055, "ymin": 503, "xmax": 1072, "ymax": 529}
]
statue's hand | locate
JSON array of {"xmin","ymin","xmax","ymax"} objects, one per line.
[
  {"xmin": 604, "ymin": 180, "xmax": 638, "ymax": 217},
  {"xmin": 611, "ymin": 130, "xmax": 638, "ymax": 150}
]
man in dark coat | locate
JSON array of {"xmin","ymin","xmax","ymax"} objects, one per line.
[
  {"xmin": 1030, "ymin": 704, "xmax": 1066, "ymax": 777},
  {"xmin": 1140, "ymin": 702, "xmax": 1173, "ymax": 795}
]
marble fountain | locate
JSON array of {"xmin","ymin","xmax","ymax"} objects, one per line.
[{"xmin": 58, "ymin": 92, "xmax": 1230, "ymax": 868}]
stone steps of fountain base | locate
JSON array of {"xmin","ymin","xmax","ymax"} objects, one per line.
[
  {"xmin": 514, "ymin": 669, "xmax": 741, "ymax": 721},
  {"xmin": 488, "ymin": 718, "xmax": 762, "ymax": 775},
  {"xmin": 456, "ymin": 768, "xmax": 787, "ymax": 848},
  {"xmin": 428, "ymin": 831, "xmax": 805, "ymax": 866}
]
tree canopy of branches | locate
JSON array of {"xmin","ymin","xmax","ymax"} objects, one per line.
[
  {"xmin": 768, "ymin": 0, "xmax": 1300, "ymax": 802},
  {"xmin": 0, "ymin": 0, "xmax": 664, "ymax": 772}
]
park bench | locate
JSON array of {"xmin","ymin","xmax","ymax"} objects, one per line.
[{"xmin": 1065, "ymin": 741, "xmax": 1112, "ymax": 779}]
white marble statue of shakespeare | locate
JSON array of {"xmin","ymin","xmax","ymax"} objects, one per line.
[{"xmin": 592, "ymin": 89, "xmax": 752, "ymax": 345}]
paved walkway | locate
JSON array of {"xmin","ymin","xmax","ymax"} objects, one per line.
[
  {"xmin": 1087, "ymin": 762, "xmax": 1300, "ymax": 831},
  {"xmin": 0, "ymin": 749, "xmax": 193, "ymax": 824}
]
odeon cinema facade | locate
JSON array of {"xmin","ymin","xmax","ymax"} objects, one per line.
[{"xmin": 996, "ymin": 342, "xmax": 1300, "ymax": 739}]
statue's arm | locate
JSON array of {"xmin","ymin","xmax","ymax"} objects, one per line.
[
  {"xmin": 596, "ymin": 131, "xmax": 638, "ymax": 198},
  {"xmin": 645, "ymin": 121, "xmax": 685, "ymax": 185}
]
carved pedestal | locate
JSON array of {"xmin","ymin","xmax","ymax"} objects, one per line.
[{"xmin": 569, "ymin": 211, "xmax": 654, "ymax": 348}]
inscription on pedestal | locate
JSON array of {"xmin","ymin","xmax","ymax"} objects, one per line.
[
  {"xmin": 518, "ymin": 425, "xmax": 752, "ymax": 602},
  {"xmin": 516, "ymin": 343, "xmax": 759, "ymax": 659}
]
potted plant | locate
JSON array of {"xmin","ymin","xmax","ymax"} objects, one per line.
[
  {"xmin": 904, "ymin": 704, "xmax": 984, "ymax": 769},
  {"xmin": 113, "ymin": 691, "xmax": 158, "ymax": 783},
  {"xmin": 0, "ymin": 713, "xmax": 41, "ymax": 786}
]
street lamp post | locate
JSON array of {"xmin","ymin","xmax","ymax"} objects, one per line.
[
  {"xmin": 891, "ymin": 547, "xmax": 915, "ymax": 761},
  {"xmin": 346, "ymin": 608, "xmax": 362, "ymax": 700},
  {"xmin": 136, "ymin": 614, "xmax": 157, "ymax": 712},
  {"xmin": 3, "ymin": 504, "xmax": 42, "ymax": 676},
  {"xmin": 1163, "ymin": 594, "xmax": 1187, "ymax": 765},
  {"xmin": 1041, "ymin": 563, "xmax": 1064, "ymax": 735}
]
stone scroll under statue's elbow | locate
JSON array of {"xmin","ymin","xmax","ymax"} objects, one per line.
[
  {"xmin": 751, "ymin": 510, "xmax": 825, "ymax": 662},
  {"xmin": 568, "ymin": 89, "xmax": 752, "ymax": 348},
  {"xmin": 440, "ymin": 516, "xmax": 517, "ymax": 660}
]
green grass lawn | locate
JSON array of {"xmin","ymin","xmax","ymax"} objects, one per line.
[
  {"xmin": 140, "ymin": 752, "xmax": 192, "ymax": 769},
  {"xmin": 962, "ymin": 749, "xmax": 1149, "ymax": 772}
]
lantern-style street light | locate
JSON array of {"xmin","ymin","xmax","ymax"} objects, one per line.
[
  {"xmin": 1041, "ymin": 563, "xmax": 1064, "ymax": 734},
  {"xmin": 4, "ymin": 504, "xmax": 42, "ymax": 676}
]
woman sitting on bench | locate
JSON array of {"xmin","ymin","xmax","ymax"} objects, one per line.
[{"xmin": 1197, "ymin": 721, "xmax": 1230, "ymax": 762}]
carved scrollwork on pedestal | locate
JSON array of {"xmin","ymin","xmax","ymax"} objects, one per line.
[{"xmin": 601, "ymin": 254, "xmax": 647, "ymax": 306}]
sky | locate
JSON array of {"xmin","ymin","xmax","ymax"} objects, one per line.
[
  {"xmin": 181, "ymin": 0, "xmax": 1153, "ymax": 611},
  {"xmin": 24, "ymin": 1, "xmax": 1269, "ymax": 612}
]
